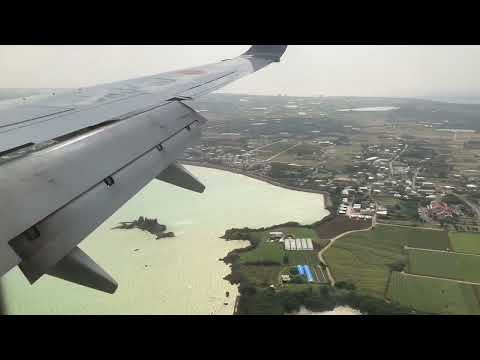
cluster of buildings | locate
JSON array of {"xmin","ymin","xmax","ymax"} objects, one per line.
[
  {"xmin": 268, "ymin": 231, "xmax": 315, "ymax": 251},
  {"xmin": 425, "ymin": 201, "xmax": 460, "ymax": 220}
]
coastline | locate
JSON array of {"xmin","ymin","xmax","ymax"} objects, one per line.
[
  {"xmin": 181, "ymin": 161, "xmax": 335, "ymax": 315},
  {"xmin": 180, "ymin": 160, "xmax": 333, "ymax": 209}
]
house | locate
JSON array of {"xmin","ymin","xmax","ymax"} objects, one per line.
[{"xmin": 269, "ymin": 232, "xmax": 284, "ymax": 240}]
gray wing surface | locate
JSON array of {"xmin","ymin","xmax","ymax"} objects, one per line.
[{"xmin": 0, "ymin": 45, "xmax": 287, "ymax": 294}]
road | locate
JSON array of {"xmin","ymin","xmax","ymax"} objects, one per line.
[
  {"xmin": 389, "ymin": 144, "xmax": 408, "ymax": 178},
  {"xmin": 412, "ymin": 167, "xmax": 421, "ymax": 190},
  {"xmin": 264, "ymin": 142, "xmax": 301, "ymax": 162},
  {"xmin": 247, "ymin": 139, "xmax": 286, "ymax": 155},
  {"xmin": 455, "ymin": 193, "xmax": 480, "ymax": 219}
]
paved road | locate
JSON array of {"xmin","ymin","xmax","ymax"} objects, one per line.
[
  {"xmin": 248, "ymin": 139, "xmax": 286, "ymax": 155},
  {"xmin": 265, "ymin": 142, "xmax": 301, "ymax": 162}
]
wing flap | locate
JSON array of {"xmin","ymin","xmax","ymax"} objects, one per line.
[
  {"xmin": 9, "ymin": 119, "xmax": 202, "ymax": 284},
  {"xmin": 0, "ymin": 101, "xmax": 202, "ymax": 252},
  {"xmin": 156, "ymin": 161, "xmax": 205, "ymax": 193},
  {"xmin": 0, "ymin": 45, "xmax": 288, "ymax": 292},
  {"xmin": 44, "ymin": 246, "xmax": 118, "ymax": 294}
]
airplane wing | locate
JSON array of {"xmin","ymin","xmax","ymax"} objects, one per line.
[{"xmin": 0, "ymin": 45, "xmax": 287, "ymax": 294}]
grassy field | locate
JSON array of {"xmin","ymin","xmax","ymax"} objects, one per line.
[
  {"xmin": 239, "ymin": 227, "xmax": 319, "ymax": 264},
  {"xmin": 285, "ymin": 251, "xmax": 319, "ymax": 267},
  {"xmin": 449, "ymin": 232, "xmax": 480, "ymax": 254},
  {"xmin": 408, "ymin": 248, "xmax": 480, "ymax": 283},
  {"xmin": 378, "ymin": 219, "xmax": 442, "ymax": 229},
  {"xmin": 323, "ymin": 145, "xmax": 361, "ymax": 170},
  {"xmin": 235, "ymin": 265, "xmax": 284, "ymax": 287},
  {"xmin": 239, "ymin": 242, "xmax": 284, "ymax": 265},
  {"xmin": 323, "ymin": 225, "xmax": 449, "ymax": 297},
  {"xmin": 406, "ymin": 228, "xmax": 450, "ymax": 250},
  {"xmin": 323, "ymin": 226, "xmax": 407, "ymax": 297},
  {"xmin": 387, "ymin": 272, "xmax": 480, "ymax": 315}
]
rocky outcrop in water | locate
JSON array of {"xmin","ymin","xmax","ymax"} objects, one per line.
[{"xmin": 112, "ymin": 217, "xmax": 175, "ymax": 239}]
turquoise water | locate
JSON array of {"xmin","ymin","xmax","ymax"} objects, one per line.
[{"xmin": 2, "ymin": 166, "xmax": 329, "ymax": 314}]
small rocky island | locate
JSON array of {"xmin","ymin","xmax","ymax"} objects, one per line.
[{"xmin": 112, "ymin": 216, "xmax": 175, "ymax": 239}]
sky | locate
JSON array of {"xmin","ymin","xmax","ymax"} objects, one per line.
[{"xmin": 1, "ymin": 45, "xmax": 480, "ymax": 98}]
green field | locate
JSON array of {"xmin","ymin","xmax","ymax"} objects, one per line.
[
  {"xmin": 235, "ymin": 265, "xmax": 284, "ymax": 287},
  {"xmin": 449, "ymin": 232, "xmax": 480, "ymax": 254},
  {"xmin": 408, "ymin": 248, "xmax": 480, "ymax": 283},
  {"xmin": 323, "ymin": 225, "xmax": 448, "ymax": 297},
  {"xmin": 239, "ymin": 227, "xmax": 319, "ymax": 266},
  {"xmin": 406, "ymin": 228, "xmax": 450, "ymax": 250},
  {"xmin": 323, "ymin": 226, "xmax": 407, "ymax": 297},
  {"xmin": 239, "ymin": 242, "xmax": 284, "ymax": 265},
  {"xmin": 387, "ymin": 272, "xmax": 480, "ymax": 314},
  {"xmin": 285, "ymin": 251, "xmax": 319, "ymax": 266}
]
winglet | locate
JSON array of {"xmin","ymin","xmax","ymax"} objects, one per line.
[{"xmin": 242, "ymin": 45, "xmax": 288, "ymax": 62}]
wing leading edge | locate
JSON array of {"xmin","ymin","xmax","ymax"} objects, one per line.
[{"xmin": 0, "ymin": 45, "xmax": 288, "ymax": 294}]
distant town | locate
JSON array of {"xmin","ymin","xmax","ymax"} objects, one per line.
[{"xmin": 181, "ymin": 93, "xmax": 480, "ymax": 233}]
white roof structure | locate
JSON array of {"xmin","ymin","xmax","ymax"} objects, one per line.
[
  {"xmin": 269, "ymin": 231, "xmax": 283, "ymax": 236},
  {"xmin": 295, "ymin": 238, "xmax": 302, "ymax": 251},
  {"xmin": 290, "ymin": 239, "xmax": 297, "ymax": 251},
  {"xmin": 306, "ymin": 238, "xmax": 314, "ymax": 251},
  {"xmin": 301, "ymin": 238, "xmax": 308, "ymax": 250}
]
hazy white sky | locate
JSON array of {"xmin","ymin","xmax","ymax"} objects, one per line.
[{"xmin": 1, "ymin": 45, "xmax": 480, "ymax": 98}]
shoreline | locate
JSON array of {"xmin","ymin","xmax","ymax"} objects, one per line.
[
  {"xmin": 180, "ymin": 160, "xmax": 333, "ymax": 209},
  {"xmin": 182, "ymin": 161, "xmax": 335, "ymax": 315}
]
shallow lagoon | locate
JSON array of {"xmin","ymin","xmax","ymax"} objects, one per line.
[{"xmin": 2, "ymin": 166, "xmax": 329, "ymax": 314}]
